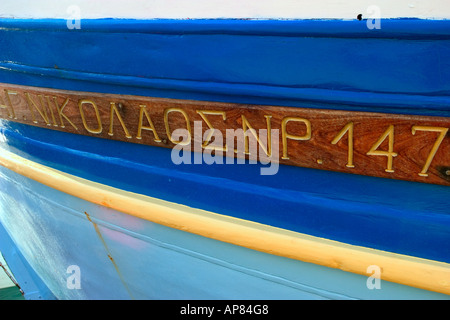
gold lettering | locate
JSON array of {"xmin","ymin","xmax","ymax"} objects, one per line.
[
  {"xmin": 39, "ymin": 95, "xmax": 53, "ymax": 126},
  {"xmin": 53, "ymin": 97, "xmax": 78, "ymax": 130},
  {"xmin": 196, "ymin": 110, "xmax": 227, "ymax": 151},
  {"xmin": 44, "ymin": 96, "xmax": 58, "ymax": 127},
  {"xmin": 164, "ymin": 108, "xmax": 191, "ymax": 145},
  {"xmin": 0, "ymin": 90, "xmax": 17, "ymax": 119},
  {"xmin": 366, "ymin": 125, "xmax": 397, "ymax": 173},
  {"xmin": 136, "ymin": 105, "xmax": 161, "ymax": 142},
  {"xmin": 78, "ymin": 99, "xmax": 102, "ymax": 134},
  {"xmin": 412, "ymin": 126, "xmax": 448, "ymax": 177},
  {"xmin": 108, "ymin": 102, "xmax": 131, "ymax": 138},
  {"xmin": 281, "ymin": 117, "xmax": 311, "ymax": 160},
  {"xmin": 25, "ymin": 92, "xmax": 51, "ymax": 125},
  {"xmin": 241, "ymin": 114, "xmax": 272, "ymax": 156},
  {"xmin": 331, "ymin": 122, "xmax": 355, "ymax": 168},
  {"xmin": 0, "ymin": 97, "xmax": 7, "ymax": 118}
]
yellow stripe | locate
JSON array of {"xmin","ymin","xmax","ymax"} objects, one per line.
[{"xmin": 0, "ymin": 148, "xmax": 449, "ymax": 295}]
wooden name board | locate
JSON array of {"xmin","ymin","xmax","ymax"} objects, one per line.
[{"xmin": 0, "ymin": 83, "xmax": 448, "ymax": 185}]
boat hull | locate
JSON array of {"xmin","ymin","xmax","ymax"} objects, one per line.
[
  {"xmin": 0, "ymin": 17, "xmax": 449, "ymax": 300},
  {"xmin": 1, "ymin": 160, "xmax": 448, "ymax": 300}
]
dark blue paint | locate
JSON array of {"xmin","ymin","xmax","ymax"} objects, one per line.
[
  {"xmin": 1, "ymin": 122, "xmax": 449, "ymax": 264},
  {"xmin": 0, "ymin": 18, "xmax": 449, "ymax": 264},
  {"xmin": 0, "ymin": 19, "xmax": 449, "ymax": 116},
  {"xmin": 1, "ymin": 18, "xmax": 450, "ymax": 38}
]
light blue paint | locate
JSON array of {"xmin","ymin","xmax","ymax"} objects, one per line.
[
  {"xmin": 0, "ymin": 219, "xmax": 56, "ymax": 299},
  {"xmin": 0, "ymin": 165, "xmax": 447, "ymax": 300},
  {"xmin": 0, "ymin": 252, "xmax": 14, "ymax": 289}
]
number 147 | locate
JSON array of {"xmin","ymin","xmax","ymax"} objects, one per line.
[{"xmin": 331, "ymin": 123, "xmax": 448, "ymax": 177}]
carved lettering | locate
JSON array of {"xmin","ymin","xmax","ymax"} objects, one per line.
[
  {"xmin": 281, "ymin": 117, "xmax": 311, "ymax": 160},
  {"xmin": 0, "ymin": 83, "xmax": 447, "ymax": 186},
  {"xmin": 137, "ymin": 105, "xmax": 161, "ymax": 142},
  {"xmin": 412, "ymin": 126, "xmax": 449, "ymax": 176},
  {"xmin": 196, "ymin": 110, "xmax": 227, "ymax": 151},
  {"xmin": 25, "ymin": 93, "xmax": 51, "ymax": 125},
  {"xmin": 78, "ymin": 99, "xmax": 102, "ymax": 134},
  {"xmin": 0, "ymin": 90, "xmax": 17, "ymax": 119},
  {"xmin": 44, "ymin": 96, "xmax": 58, "ymax": 127},
  {"xmin": 331, "ymin": 122, "xmax": 355, "ymax": 168},
  {"xmin": 164, "ymin": 108, "xmax": 191, "ymax": 145},
  {"xmin": 109, "ymin": 102, "xmax": 132, "ymax": 138},
  {"xmin": 367, "ymin": 125, "xmax": 397, "ymax": 173},
  {"xmin": 53, "ymin": 97, "xmax": 78, "ymax": 130},
  {"xmin": 241, "ymin": 114, "xmax": 272, "ymax": 157}
]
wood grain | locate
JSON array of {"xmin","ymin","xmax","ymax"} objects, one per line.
[{"xmin": 0, "ymin": 83, "xmax": 449, "ymax": 185}]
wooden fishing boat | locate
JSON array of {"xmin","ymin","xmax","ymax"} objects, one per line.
[{"xmin": 0, "ymin": 1, "xmax": 449, "ymax": 300}]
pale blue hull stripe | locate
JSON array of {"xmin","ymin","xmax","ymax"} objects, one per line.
[{"xmin": 0, "ymin": 166, "xmax": 448, "ymax": 299}]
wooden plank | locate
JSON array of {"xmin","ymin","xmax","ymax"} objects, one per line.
[{"xmin": 0, "ymin": 83, "xmax": 448, "ymax": 185}]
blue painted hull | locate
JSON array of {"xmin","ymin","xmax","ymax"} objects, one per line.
[
  {"xmin": 0, "ymin": 163, "xmax": 447, "ymax": 300},
  {"xmin": 0, "ymin": 18, "xmax": 449, "ymax": 300}
]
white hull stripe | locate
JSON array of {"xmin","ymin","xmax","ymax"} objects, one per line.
[{"xmin": 1, "ymin": 0, "xmax": 450, "ymax": 20}]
